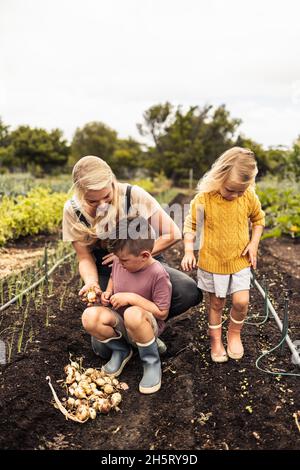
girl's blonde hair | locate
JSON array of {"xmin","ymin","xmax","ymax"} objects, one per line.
[
  {"xmin": 71, "ymin": 155, "xmax": 123, "ymax": 244},
  {"xmin": 196, "ymin": 147, "xmax": 258, "ymax": 194}
]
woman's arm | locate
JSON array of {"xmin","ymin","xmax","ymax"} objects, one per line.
[
  {"xmin": 73, "ymin": 241, "xmax": 99, "ymax": 284},
  {"xmin": 149, "ymin": 209, "xmax": 182, "ymax": 257},
  {"xmin": 72, "ymin": 241, "xmax": 102, "ymax": 298}
]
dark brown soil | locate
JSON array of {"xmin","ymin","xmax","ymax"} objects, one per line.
[
  {"xmin": 4, "ymin": 232, "xmax": 60, "ymax": 250},
  {"xmin": 0, "ymin": 204, "xmax": 300, "ymax": 450},
  {"xmin": 260, "ymin": 237, "xmax": 300, "ymax": 280}
]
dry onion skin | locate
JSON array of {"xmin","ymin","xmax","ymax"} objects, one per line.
[
  {"xmin": 82, "ymin": 288, "xmax": 98, "ymax": 304},
  {"xmin": 46, "ymin": 357, "xmax": 128, "ymax": 423}
]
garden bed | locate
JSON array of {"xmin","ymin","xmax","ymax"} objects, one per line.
[{"xmin": 0, "ymin": 198, "xmax": 299, "ymax": 450}]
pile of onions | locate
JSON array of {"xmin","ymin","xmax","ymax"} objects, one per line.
[{"xmin": 46, "ymin": 358, "xmax": 129, "ymax": 423}]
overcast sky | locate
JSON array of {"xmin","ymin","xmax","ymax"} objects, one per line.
[{"xmin": 1, "ymin": 0, "xmax": 300, "ymax": 148}]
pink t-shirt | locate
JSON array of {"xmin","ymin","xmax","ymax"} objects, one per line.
[{"xmin": 111, "ymin": 257, "xmax": 172, "ymax": 335}]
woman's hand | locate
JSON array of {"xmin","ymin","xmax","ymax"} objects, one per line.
[
  {"xmin": 102, "ymin": 253, "xmax": 117, "ymax": 267},
  {"xmin": 101, "ymin": 290, "xmax": 112, "ymax": 306},
  {"xmin": 110, "ymin": 293, "xmax": 132, "ymax": 310},
  {"xmin": 181, "ymin": 252, "xmax": 197, "ymax": 271},
  {"xmin": 79, "ymin": 282, "xmax": 102, "ymax": 306}
]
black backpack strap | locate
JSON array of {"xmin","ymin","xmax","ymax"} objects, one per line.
[
  {"xmin": 70, "ymin": 198, "xmax": 91, "ymax": 228},
  {"xmin": 125, "ymin": 184, "xmax": 132, "ymax": 215}
]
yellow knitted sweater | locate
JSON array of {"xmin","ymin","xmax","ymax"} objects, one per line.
[{"xmin": 183, "ymin": 187, "xmax": 265, "ymax": 274}]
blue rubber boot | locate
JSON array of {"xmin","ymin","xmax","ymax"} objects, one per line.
[
  {"xmin": 101, "ymin": 332, "xmax": 133, "ymax": 377},
  {"xmin": 137, "ymin": 338, "xmax": 161, "ymax": 394},
  {"xmin": 91, "ymin": 336, "xmax": 111, "ymax": 360}
]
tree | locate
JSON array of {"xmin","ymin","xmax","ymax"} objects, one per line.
[
  {"xmin": 235, "ymin": 135, "xmax": 291, "ymax": 177},
  {"xmin": 0, "ymin": 118, "xmax": 14, "ymax": 171},
  {"xmin": 201, "ymin": 105, "xmax": 242, "ymax": 168},
  {"xmin": 10, "ymin": 126, "xmax": 69, "ymax": 172},
  {"xmin": 137, "ymin": 102, "xmax": 174, "ymax": 154},
  {"xmin": 70, "ymin": 121, "xmax": 118, "ymax": 166},
  {"xmin": 235, "ymin": 135, "xmax": 270, "ymax": 176},
  {"xmin": 137, "ymin": 103, "xmax": 241, "ymax": 182},
  {"xmin": 0, "ymin": 118, "xmax": 11, "ymax": 147},
  {"xmin": 112, "ymin": 137, "xmax": 143, "ymax": 178},
  {"xmin": 288, "ymin": 136, "xmax": 300, "ymax": 177}
]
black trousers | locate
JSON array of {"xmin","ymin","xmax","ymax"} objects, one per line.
[{"xmin": 93, "ymin": 248, "xmax": 203, "ymax": 319}]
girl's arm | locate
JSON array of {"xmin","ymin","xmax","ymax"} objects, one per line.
[
  {"xmin": 184, "ymin": 231, "xmax": 196, "ymax": 253},
  {"xmin": 242, "ymin": 225, "xmax": 264, "ymax": 269},
  {"xmin": 243, "ymin": 190, "xmax": 265, "ymax": 269},
  {"xmin": 181, "ymin": 194, "xmax": 203, "ymax": 271},
  {"xmin": 181, "ymin": 232, "xmax": 197, "ymax": 271},
  {"xmin": 251, "ymin": 225, "xmax": 264, "ymax": 246}
]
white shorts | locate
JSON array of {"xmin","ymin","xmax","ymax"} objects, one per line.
[{"xmin": 197, "ymin": 267, "xmax": 251, "ymax": 298}]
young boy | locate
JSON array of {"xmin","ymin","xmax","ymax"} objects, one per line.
[{"xmin": 81, "ymin": 216, "xmax": 172, "ymax": 394}]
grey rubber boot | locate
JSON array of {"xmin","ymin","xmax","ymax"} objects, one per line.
[
  {"xmin": 101, "ymin": 332, "xmax": 133, "ymax": 377},
  {"xmin": 156, "ymin": 337, "xmax": 167, "ymax": 355},
  {"xmin": 91, "ymin": 336, "xmax": 111, "ymax": 360},
  {"xmin": 137, "ymin": 338, "xmax": 161, "ymax": 394}
]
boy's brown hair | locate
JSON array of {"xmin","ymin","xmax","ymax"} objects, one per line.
[{"xmin": 107, "ymin": 216, "xmax": 155, "ymax": 256}]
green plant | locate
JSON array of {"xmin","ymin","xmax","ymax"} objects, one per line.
[
  {"xmin": 7, "ymin": 328, "xmax": 16, "ymax": 362},
  {"xmin": 0, "ymin": 187, "xmax": 69, "ymax": 245},
  {"xmin": 45, "ymin": 306, "xmax": 50, "ymax": 327},
  {"xmin": 128, "ymin": 177, "xmax": 155, "ymax": 193},
  {"xmin": 17, "ymin": 301, "xmax": 30, "ymax": 353},
  {"xmin": 59, "ymin": 286, "xmax": 68, "ymax": 311},
  {"xmin": 256, "ymin": 176, "xmax": 300, "ymax": 239},
  {"xmin": 0, "ymin": 279, "xmax": 4, "ymax": 305}
]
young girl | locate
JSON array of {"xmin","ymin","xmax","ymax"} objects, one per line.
[{"xmin": 181, "ymin": 147, "xmax": 265, "ymax": 362}]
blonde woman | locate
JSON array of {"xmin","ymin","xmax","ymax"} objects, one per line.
[
  {"xmin": 63, "ymin": 156, "xmax": 202, "ymax": 358},
  {"xmin": 181, "ymin": 147, "xmax": 265, "ymax": 362}
]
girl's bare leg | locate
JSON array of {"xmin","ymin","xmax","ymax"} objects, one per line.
[
  {"xmin": 227, "ymin": 290, "xmax": 249, "ymax": 359},
  {"xmin": 208, "ymin": 293, "xmax": 227, "ymax": 361}
]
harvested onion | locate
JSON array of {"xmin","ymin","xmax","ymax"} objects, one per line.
[
  {"xmin": 111, "ymin": 392, "xmax": 122, "ymax": 407},
  {"xmin": 82, "ymin": 288, "xmax": 98, "ymax": 304},
  {"xmin": 47, "ymin": 358, "xmax": 128, "ymax": 423},
  {"xmin": 103, "ymin": 384, "xmax": 114, "ymax": 395},
  {"xmin": 87, "ymin": 291, "xmax": 97, "ymax": 302}
]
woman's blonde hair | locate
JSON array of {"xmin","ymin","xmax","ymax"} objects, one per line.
[
  {"xmin": 70, "ymin": 155, "xmax": 123, "ymax": 244},
  {"xmin": 196, "ymin": 147, "xmax": 258, "ymax": 194}
]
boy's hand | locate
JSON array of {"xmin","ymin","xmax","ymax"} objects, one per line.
[
  {"xmin": 181, "ymin": 253, "xmax": 197, "ymax": 271},
  {"xmin": 110, "ymin": 293, "xmax": 132, "ymax": 310},
  {"xmin": 242, "ymin": 242, "xmax": 258, "ymax": 269},
  {"xmin": 101, "ymin": 291, "xmax": 112, "ymax": 306}
]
